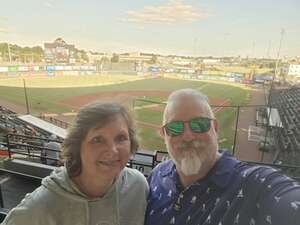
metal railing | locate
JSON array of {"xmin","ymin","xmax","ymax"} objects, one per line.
[
  {"xmin": 1, "ymin": 133, "xmax": 300, "ymax": 180},
  {"xmin": 39, "ymin": 115, "xmax": 70, "ymax": 129},
  {"xmin": 6, "ymin": 133, "xmax": 62, "ymax": 165}
]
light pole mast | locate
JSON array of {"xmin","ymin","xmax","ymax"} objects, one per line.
[
  {"xmin": 262, "ymin": 29, "xmax": 285, "ymax": 162},
  {"xmin": 274, "ymin": 29, "xmax": 285, "ymax": 79}
]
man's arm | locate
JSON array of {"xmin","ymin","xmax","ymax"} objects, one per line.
[{"xmin": 256, "ymin": 174, "xmax": 300, "ymax": 225}]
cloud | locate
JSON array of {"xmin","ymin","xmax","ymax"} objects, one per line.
[
  {"xmin": 123, "ymin": 0, "xmax": 209, "ymax": 25},
  {"xmin": 44, "ymin": 0, "xmax": 55, "ymax": 8}
]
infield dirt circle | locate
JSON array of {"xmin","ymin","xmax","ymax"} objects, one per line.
[{"xmin": 61, "ymin": 90, "xmax": 229, "ymax": 111}]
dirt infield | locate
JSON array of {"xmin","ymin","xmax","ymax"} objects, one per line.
[
  {"xmin": 0, "ymin": 88, "xmax": 230, "ymax": 119},
  {"xmin": 0, "ymin": 99, "xmax": 27, "ymax": 114},
  {"xmin": 61, "ymin": 90, "xmax": 230, "ymax": 112},
  {"xmin": 60, "ymin": 91, "xmax": 170, "ymax": 110}
]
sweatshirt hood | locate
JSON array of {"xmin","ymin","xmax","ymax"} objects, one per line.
[
  {"xmin": 41, "ymin": 167, "xmax": 87, "ymax": 201},
  {"xmin": 41, "ymin": 166, "xmax": 120, "ymax": 201}
]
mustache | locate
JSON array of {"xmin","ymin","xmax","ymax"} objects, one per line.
[{"xmin": 175, "ymin": 140, "xmax": 206, "ymax": 150}]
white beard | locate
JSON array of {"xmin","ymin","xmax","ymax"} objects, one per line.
[
  {"xmin": 180, "ymin": 151, "xmax": 202, "ymax": 176},
  {"xmin": 166, "ymin": 139, "xmax": 205, "ymax": 176},
  {"xmin": 165, "ymin": 128, "xmax": 219, "ymax": 177}
]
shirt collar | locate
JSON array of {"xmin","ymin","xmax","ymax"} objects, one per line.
[
  {"xmin": 160, "ymin": 150, "xmax": 238, "ymax": 189},
  {"xmin": 160, "ymin": 160, "xmax": 176, "ymax": 177}
]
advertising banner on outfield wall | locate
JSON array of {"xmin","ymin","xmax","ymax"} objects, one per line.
[
  {"xmin": 46, "ymin": 65, "xmax": 55, "ymax": 71},
  {"xmin": 55, "ymin": 65, "xmax": 64, "ymax": 71},
  {"xmin": 18, "ymin": 66, "xmax": 29, "ymax": 72},
  {"xmin": 46, "ymin": 65, "xmax": 55, "ymax": 76},
  {"xmin": 65, "ymin": 66, "xmax": 72, "ymax": 71},
  {"xmin": 8, "ymin": 66, "xmax": 18, "ymax": 72},
  {"xmin": 0, "ymin": 67, "xmax": 8, "ymax": 72}
]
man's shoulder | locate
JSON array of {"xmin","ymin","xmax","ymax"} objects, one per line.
[{"xmin": 151, "ymin": 160, "xmax": 174, "ymax": 175}]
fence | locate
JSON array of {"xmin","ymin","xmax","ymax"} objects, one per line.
[
  {"xmin": 39, "ymin": 115, "xmax": 70, "ymax": 129},
  {"xmin": 5, "ymin": 133, "xmax": 62, "ymax": 165}
]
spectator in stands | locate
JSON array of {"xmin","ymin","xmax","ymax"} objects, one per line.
[
  {"xmin": 41, "ymin": 134, "xmax": 61, "ymax": 166},
  {"xmin": 145, "ymin": 88, "xmax": 300, "ymax": 225},
  {"xmin": 2, "ymin": 102, "xmax": 148, "ymax": 225}
]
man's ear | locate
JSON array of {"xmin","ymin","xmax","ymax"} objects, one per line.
[
  {"xmin": 159, "ymin": 127, "xmax": 165, "ymax": 138},
  {"xmin": 213, "ymin": 119, "xmax": 219, "ymax": 133}
]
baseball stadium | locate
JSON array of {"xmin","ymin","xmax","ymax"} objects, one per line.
[
  {"xmin": 0, "ymin": 73, "xmax": 300, "ymax": 182},
  {"xmin": 1, "ymin": 0, "xmax": 300, "ymax": 223},
  {"xmin": 0, "ymin": 65, "xmax": 300, "ymax": 221}
]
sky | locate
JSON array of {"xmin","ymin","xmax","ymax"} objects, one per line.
[{"xmin": 0, "ymin": 0, "xmax": 299, "ymax": 58}]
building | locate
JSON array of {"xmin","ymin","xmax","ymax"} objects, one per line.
[
  {"xmin": 202, "ymin": 58, "xmax": 221, "ymax": 65},
  {"xmin": 286, "ymin": 64, "xmax": 300, "ymax": 77},
  {"xmin": 44, "ymin": 38, "xmax": 76, "ymax": 63},
  {"xmin": 119, "ymin": 52, "xmax": 152, "ymax": 62},
  {"xmin": 86, "ymin": 52, "xmax": 112, "ymax": 64}
]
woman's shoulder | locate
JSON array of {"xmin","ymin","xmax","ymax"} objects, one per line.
[
  {"xmin": 17, "ymin": 186, "xmax": 49, "ymax": 207},
  {"xmin": 119, "ymin": 167, "xmax": 148, "ymax": 188},
  {"xmin": 122, "ymin": 167, "xmax": 146, "ymax": 180},
  {"xmin": 2, "ymin": 186, "xmax": 54, "ymax": 225}
]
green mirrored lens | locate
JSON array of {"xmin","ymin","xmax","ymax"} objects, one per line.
[
  {"xmin": 190, "ymin": 117, "xmax": 211, "ymax": 133},
  {"xmin": 165, "ymin": 121, "xmax": 184, "ymax": 136}
]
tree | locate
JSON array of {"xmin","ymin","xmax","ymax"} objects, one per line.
[
  {"xmin": 149, "ymin": 55, "xmax": 158, "ymax": 64},
  {"xmin": 111, "ymin": 53, "xmax": 119, "ymax": 63}
]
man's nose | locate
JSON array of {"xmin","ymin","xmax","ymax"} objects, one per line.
[{"xmin": 181, "ymin": 123, "xmax": 195, "ymax": 141}]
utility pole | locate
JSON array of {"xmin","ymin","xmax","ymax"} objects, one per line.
[
  {"xmin": 268, "ymin": 29, "xmax": 285, "ymax": 105},
  {"xmin": 23, "ymin": 79, "xmax": 30, "ymax": 114},
  {"xmin": 266, "ymin": 40, "xmax": 271, "ymax": 59},
  {"xmin": 193, "ymin": 38, "xmax": 198, "ymax": 57},
  {"xmin": 251, "ymin": 41, "xmax": 256, "ymax": 59},
  {"xmin": 7, "ymin": 43, "xmax": 12, "ymax": 63},
  {"xmin": 262, "ymin": 29, "xmax": 285, "ymax": 162}
]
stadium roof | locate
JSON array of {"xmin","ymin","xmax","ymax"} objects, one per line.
[{"xmin": 18, "ymin": 115, "xmax": 67, "ymax": 138}]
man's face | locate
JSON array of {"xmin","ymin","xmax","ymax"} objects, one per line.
[{"xmin": 163, "ymin": 97, "xmax": 219, "ymax": 176}]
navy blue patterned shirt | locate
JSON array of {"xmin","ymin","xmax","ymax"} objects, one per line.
[{"xmin": 145, "ymin": 151, "xmax": 300, "ymax": 225}]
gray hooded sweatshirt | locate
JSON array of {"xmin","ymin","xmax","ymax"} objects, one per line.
[{"xmin": 2, "ymin": 166, "xmax": 149, "ymax": 225}]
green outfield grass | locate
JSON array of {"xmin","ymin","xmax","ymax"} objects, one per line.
[
  {"xmin": 0, "ymin": 76, "xmax": 250, "ymax": 151},
  {"xmin": 0, "ymin": 74, "xmax": 141, "ymax": 88}
]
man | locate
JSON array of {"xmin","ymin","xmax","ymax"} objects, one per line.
[
  {"xmin": 41, "ymin": 134, "xmax": 61, "ymax": 166},
  {"xmin": 145, "ymin": 88, "xmax": 300, "ymax": 225}
]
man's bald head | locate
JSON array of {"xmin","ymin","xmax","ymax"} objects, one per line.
[{"xmin": 163, "ymin": 88, "xmax": 215, "ymax": 125}]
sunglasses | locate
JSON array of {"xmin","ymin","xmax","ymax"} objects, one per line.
[{"xmin": 163, "ymin": 117, "xmax": 213, "ymax": 137}]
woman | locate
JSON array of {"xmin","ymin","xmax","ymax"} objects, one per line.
[{"xmin": 2, "ymin": 102, "xmax": 149, "ymax": 225}]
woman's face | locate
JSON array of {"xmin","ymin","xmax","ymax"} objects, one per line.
[{"xmin": 79, "ymin": 115, "xmax": 131, "ymax": 181}]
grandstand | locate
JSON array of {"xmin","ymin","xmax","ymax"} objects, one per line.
[{"xmin": 269, "ymin": 85, "xmax": 300, "ymax": 165}]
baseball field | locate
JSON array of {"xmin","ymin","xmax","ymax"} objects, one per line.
[{"xmin": 0, "ymin": 74, "xmax": 251, "ymax": 151}]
